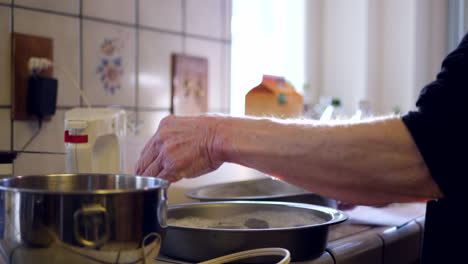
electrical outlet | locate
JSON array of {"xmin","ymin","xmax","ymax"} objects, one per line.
[
  {"xmin": 12, "ymin": 33, "xmax": 53, "ymax": 120},
  {"xmin": 171, "ymin": 54, "xmax": 208, "ymax": 116}
]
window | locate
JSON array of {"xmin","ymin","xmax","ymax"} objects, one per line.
[{"xmin": 231, "ymin": 0, "xmax": 305, "ymax": 116}]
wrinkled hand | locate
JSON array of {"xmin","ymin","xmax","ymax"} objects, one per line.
[{"xmin": 135, "ymin": 115, "xmax": 224, "ymax": 182}]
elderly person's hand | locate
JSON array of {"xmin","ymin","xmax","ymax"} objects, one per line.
[
  {"xmin": 134, "ymin": 114, "xmax": 441, "ymax": 207},
  {"xmin": 135, "ymin": 115, "xmax": 223, "ymax": 182}
]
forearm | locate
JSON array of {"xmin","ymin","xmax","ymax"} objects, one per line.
[{"xmin": 213, "ymin": 116, "xmax": 443, "ymax": 205}]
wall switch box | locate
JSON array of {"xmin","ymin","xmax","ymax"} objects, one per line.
[
  {"xmin": 12, "ymin": 33, "xmax": 54, "ymax": 120},
  {"xmin": 27, "ymin": 76, "xmax": 58, "ymax": 119}
]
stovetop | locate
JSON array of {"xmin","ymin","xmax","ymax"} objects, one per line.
[
  {"xmin": 152, "ymin": 217, "xmax": 425, "ymax": 264},
  {"xmin": 152, "ymin": 223, "xmax": 374, "ymax": 264},
  {"xmin": 154, "ymin": 252, "xmax": 335, "ymax": 264},
  {"xmin": 1, "ymin": 219, "xmax": 416, "ymax": 264}
]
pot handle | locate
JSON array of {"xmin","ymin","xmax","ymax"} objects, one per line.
[
  {"xmin": 197, "ymin": 248, "xmax": 290, "ymax": 264},
  {"xmin": 73, "ymin": 204, "xmax": 110, "ymax": 248}
]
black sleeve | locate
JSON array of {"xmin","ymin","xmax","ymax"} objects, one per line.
[{"xmin": 402, "ymin": 33, "xmax": 468, "ymax": 199}]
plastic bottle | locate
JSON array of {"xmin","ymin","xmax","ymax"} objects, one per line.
[
  {"xmin": 351, "ymin": 100, "xmax": 372, "ymax": 121},
  {"xmin": 319, "ymin": 98, "xmax": 342, "ymax": 121}
]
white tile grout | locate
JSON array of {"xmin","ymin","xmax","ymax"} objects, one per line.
[
  {"xmin": 3, "ymin": 0, "xmax": 232, "ymax": 167},
  {"xmin": 135, "ymin": 0, "xmax": 140, "ymax": 127},
  {"xmin": 13, "ymin": 4, "xmax": 79, "ymax": 18}
]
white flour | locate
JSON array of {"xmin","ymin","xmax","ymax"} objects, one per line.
[{"xmin": 168, "ymin": 210, "xmax": 326, "ymax": 229}]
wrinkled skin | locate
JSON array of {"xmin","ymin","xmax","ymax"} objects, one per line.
[
  {"xmin": 135, "ymin": 115, "xmax": 222, "ymax": 182},
  {"xmin": 135, "ymin": 114, "xmax": 442, "ymax": 207}
]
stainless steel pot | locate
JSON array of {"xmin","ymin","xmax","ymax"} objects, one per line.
[
  {"xmin": 0, "ymin": 174, "xmax": 169, "ymax": 264},
  {"xmin": 161, "ymin": 201, "xmax": 347, "ymax": 262},
  {"xmin": 186, "ymin": 178, "xmax": 338, "ymax": 208}
]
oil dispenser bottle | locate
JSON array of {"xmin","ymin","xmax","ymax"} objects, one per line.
[{"xmin": 319, "ymin": 98, "xmax": 343, "ymax": 121}]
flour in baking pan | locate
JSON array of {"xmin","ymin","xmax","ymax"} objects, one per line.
[{"xmin": 168, "ymin": 210, "xmax": 326, "ymax": 229}]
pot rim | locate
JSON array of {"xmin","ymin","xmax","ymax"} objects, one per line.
[
  {"xmin": 0, "ymin": 173, "xmax": 169, "ymax": 194},
  {"xmin": 167, "ymin": 200, "xmax": 348, "ymax": 232}
]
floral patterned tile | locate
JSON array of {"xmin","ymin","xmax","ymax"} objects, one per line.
[
  {"xmin": 139, "ymin": 29, "xmax": 183, "ymax": 108},
  {"xmin": 0, "ymin": 7, "xmax": 10, "ymax": 105},
  {"xmin": 82, "ymin": 20, "xmax": 136, "ymax": 107},
  {"xmin": 0, "ymin": 109, "xmax": 11, "ymax": 150},
  {"xmin": 15, "ymin": 0, "xmax": 79, "ymax": 14},
  {"xmin": 139, "ymin": 0, "xmax": 182, "ymax": 32},
  {"xmin": 14, "ymin": 9, "xmax": 80, "ymax": 106},
  {"xmin": 185, "ymin": 37, "xmax": 228, "ymax": 110},
  {"xmin": 83, "ymin": 0, "xmax": 135, "ymax": 24}
]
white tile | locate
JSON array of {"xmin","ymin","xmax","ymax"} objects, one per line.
[
  {"xmin": 122, "ymin": 134, "xmax": 151, "ymax": 175},
  {"xmin": 82, "ymin": 20, "xmax": 136, "ymax": 107},
  {"xmin": 208, "ymin": 109, "xmax": 230, "ymax": 114},
  {"xmin": 220, "ymin": 43, "xmax": 231, "ymax": 110},
  {"xmin": 139, "ymin": 0, "xmax": 182, "ymax": 32},
  {"xmin": 0, "ymin": 109, "xmax": 11, "ymax": 150},
  {"xmin": 137, "ymin": 111, "xmax": 170, "ymax": 136},
  {"xmin": 14, "ymin": 153, "xmax": 65, "ymax": 175},
  {"xmin": 186, "ymin": 38, "xmax": 225, "ymax": 110},
  {"xmin": 0, "ymin": 7, "xmax": 10, "ymax": 105},
  {"xmin": 186, "ymin": 0, "xmax": 224, "ymax": 39},
  {"xmin": 15, "ymin": 0, "xmax": 79, "ymax": 14},
  {"xmin": 222, "ymin": 0, "xmax": 232, "ymax": 40},
  {"xmin": 139, "ymin": 30, "xmax": 182, "ymax": 108},
  {"xmin": 127, "ymin": 110, "xmax": 162, "ymax": 173},
  {"xmin": 14, "ymin": 9, "xmax": 80, "ymax": 106},
  {"xmin": 124, "ymin": 110, "xmax": 137, "ymax": 135},
  {"xmin": 13, "ymin": 110, "xmax": 66, "ymax": 153},
  {"xmin": 83, "ymin": 0, "xmax": 135, "ymax": 24}
]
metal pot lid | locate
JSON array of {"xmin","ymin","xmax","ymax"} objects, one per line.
[
  {"xmin": 167, "ymin": 201, "xmax": 348, "ymax": 231},
  {"xmin": 0, "ymin": 173, "xmax": 169, "ymax": 194},
  {"xmin": 186, "ymin": 178, "xmax": 314, "ymax": 201}
]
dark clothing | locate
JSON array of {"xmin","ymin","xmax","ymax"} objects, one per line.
[{"xmin": 402, "ymin": 33, "xmax": 468, "ymax": 263}]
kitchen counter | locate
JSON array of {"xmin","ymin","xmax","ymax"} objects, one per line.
[
  {"xmin": 155, "ymin": 216, "xmax": 426, "ymax": 264},
  {"xmin": 0, "ymin": 219, "xmax": 423, "ymax": 264},
  {"xmin": 124, "ymin": 152, "xmax": 427, "ymax": 264},
  {"xmin": 152, "ymin": 167, "xmax": 427, "ymax": 264},
  {"xmin": 0, "ymin": 206, "xmax": 424, "ymax": 264}
]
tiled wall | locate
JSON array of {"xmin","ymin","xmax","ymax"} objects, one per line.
[{"xmin": 0, "ymin": 0, "xmax": 231, "ymax": 175}]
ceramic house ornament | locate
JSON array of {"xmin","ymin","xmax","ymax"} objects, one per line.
[
  {"xmin": 171, "ymin": 54, "xmax": 208, "ymax": 116},
  {"xmin": 245, "ymin": 75, "xmax": 303, "ymax": 118}
]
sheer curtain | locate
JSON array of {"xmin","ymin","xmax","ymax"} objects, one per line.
[{"xmin": 304, "ymin": 0, "xmax": 449, "ymax": 116}]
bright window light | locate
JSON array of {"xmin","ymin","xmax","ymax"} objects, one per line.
[{"xmin": 231, "ymin": 0, "xmax": 305, "ymax": 116}]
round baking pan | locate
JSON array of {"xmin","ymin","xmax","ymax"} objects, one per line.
[{"xmin": 161, "ymin": 201, "xmax": 347, "ymax": 262}]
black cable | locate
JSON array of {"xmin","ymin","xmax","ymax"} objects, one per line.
[
  {"xmin": 16, "ymin": 118, "xmax": 43, "ymax": 157},
  {"xmin": 8, "ymin": 244, "xmax": 24, "ymax": 264}
]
